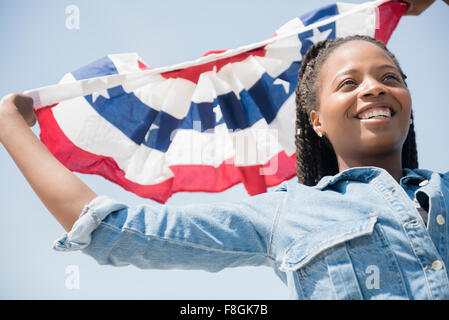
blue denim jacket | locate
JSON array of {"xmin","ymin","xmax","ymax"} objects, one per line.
[{"xmin": 54, "ymin": 167, "xmax": 449, "ymax": 299}]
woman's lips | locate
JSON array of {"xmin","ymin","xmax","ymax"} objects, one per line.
[
  {"xmin": 358, "ymin": 116, "xmax": 392, "ymax": 124},
  {"xmin": 354, "ymin": 106, "xmax": 395, "ymax": 123},
  {"xmin": 357, "ymin": 106, "xmax": 391, "ymax": 119}
]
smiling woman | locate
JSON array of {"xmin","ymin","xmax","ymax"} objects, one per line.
[
  {"xmin": 2, "ymin": 34, "xmax": 447, "ymax": 300},
  {"xmin": 295, "ymin": 35, "xmax": 417, "ymax": 186},
  {"xmin": 1, "ymin": 1, "xmax": 449, "ymax": 301}
]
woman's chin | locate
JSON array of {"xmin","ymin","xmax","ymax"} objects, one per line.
[{"xmin": 357, "ymin": 134, "xmax": 405, "ymax": 156}]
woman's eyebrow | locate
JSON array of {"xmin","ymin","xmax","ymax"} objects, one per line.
[
  {"xmin": 332, "ymin": 68, "xmax": 359, "ymax": 85},
  {"xmin": 375, "ymin": 64, "xmax": 399, "ymax": 72},
  {"xmin": 332, "ymin": 64, "xmax": 399, "ymax": 83}
]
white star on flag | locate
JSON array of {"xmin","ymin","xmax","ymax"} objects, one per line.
[
  {"xmin": 92, "ymin": 89, "xmax": 110, "ymax": 103},
  {"xmin": 273, "ymin": 78, "xmax": 290, "ymax": 94},
  {"xmin": 307, "ymin": 27, "xmax": 332, "ymax": 44}
]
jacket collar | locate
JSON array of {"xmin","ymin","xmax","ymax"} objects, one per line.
[
  {"xmin": 313, "ymin": 166, "xmax": 382, "ymax": 190},
  {"xmin": 400, "ymin": 168, "xmax": 433, "ymax": 186},
  {"xmin": 275, "ymin": 167, "xmax": 433, "ymax": 193},
  {"xmin": 314, "ymin": 167, "xmax": 430, "ymax": 191}
]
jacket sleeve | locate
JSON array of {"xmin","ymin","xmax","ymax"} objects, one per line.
[{"xmin": 53, "ymin": 190, "xmax": 285, "ymax": 272}]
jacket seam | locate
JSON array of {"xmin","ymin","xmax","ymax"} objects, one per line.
[
  {"xmin": 97, "ymin": 220, "xmax": 274, "ymax": 261},
  {"xmin": 375, "ymin": 223, "xmax": 411, "ymax": 299},
  {"xmin": 267, "ymin": 191, "xmax": 285, "ymax": 263}
]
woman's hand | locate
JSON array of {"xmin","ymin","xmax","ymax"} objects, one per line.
[
  {"xmin": 399, "ymin": 0, "xmax": 435, "ymax": 15},
  {"xmin": 0, "ymin": 93, "xmax": 36, "ymax": 126},
  {"xmin": 0, "ymin": 93, "xmax": 36, "ymax": 143}
]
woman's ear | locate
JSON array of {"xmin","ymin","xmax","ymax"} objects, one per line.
[{"xmin": 310, "ymin": 110, "xmax": 324, "ymax": 138}]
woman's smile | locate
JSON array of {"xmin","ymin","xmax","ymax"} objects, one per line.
[{"xmin": 353, "ymin": 103, "xmax": 396, "ymax": 126}]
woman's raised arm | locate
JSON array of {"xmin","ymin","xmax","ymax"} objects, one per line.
[
  {"xmin": 0, "ymin": 93, "xmax": 284, "ymax": 273},
  {"xmin": 0, "ymin": 93, "xmax": 97, "ymax": 231}
]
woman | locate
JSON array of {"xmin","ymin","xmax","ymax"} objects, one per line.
[{"xmin": 1, "ymin": 2, "xmax": 446, "ymax": 300}]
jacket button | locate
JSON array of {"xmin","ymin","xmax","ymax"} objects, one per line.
[
  {"xmin": 419, "ymin": 179, "xmax": 429, "ymax": 187},
  {"xmin": 431, "ymin": 260, "xmax": 443, "ymax": 271},
  {"xmin": 436, "ymin": 215, "xmax": 445, "ymax": 225}
]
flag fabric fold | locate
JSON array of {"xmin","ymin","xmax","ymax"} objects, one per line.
[{"xmin": 25, "ymin": 0, "xmax": 407, "ymax": 203}]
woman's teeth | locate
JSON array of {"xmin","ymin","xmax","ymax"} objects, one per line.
[{"xmin": 358, "ymin": 108, "xmax": 391, "ymax": 120}]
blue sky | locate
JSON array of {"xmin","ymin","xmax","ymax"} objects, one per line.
[{"xmin": 0, "ymin": 0, "xmax": 448, "ymax": 299}]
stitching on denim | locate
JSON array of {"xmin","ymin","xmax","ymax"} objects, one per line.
[
  {"xmin": 87, "ymin": 203, "xmax": 273, "ymax": 265},
  {"xmin": 431, "ymin": 190, "xmax": 449, "ymax": 288},
  {"xmin": 98, "ymin": 220, "xmax": 272, "ymax": 261},
  {"xmin": 371, "ymin": 176, "xmax": 435, "ymax": 298},
  {"xmin": 81, "ymin": 201, "xmax": 102, "ymax": 226},
  {"xmin": 282, "ymin": 216, "xmax": 376, "ymax": 271},
  {"xmin": 267, "ymin": 191, "xmax": 286, "ymax": 263},
  {"xmin": 287, "ymin": 216, "xmax": 376, "ymax": 255},
  {"xmin": 293, "ymin": 268, "xmax": 306, "ymax": 299},
  {"xmin": 375, "ymin": 223, "xmax": 411, "ymax": 299},
  {"xmin": 326, "ymin": 262, "xmax": 339, "ymax": 299},
  {"xmin": 293, "ymin": 224, "xmax": 375, "ymax": 268},
  {"xmin": 325, "ymin": 244, "xmax": 361, "ymax": 299}
]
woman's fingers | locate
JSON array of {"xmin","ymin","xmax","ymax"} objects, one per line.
[
  {"xmin": 400, "ymin": 0, "xmax": 435, "ymax": 16},
  {"xmin": 1, "ymin": 93, "xmax": 37, "ymax": 127}
]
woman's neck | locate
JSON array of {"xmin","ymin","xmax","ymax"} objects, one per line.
[{"xmin": 337, "ymin": 152, "xmax": 403, "ymax": 182}]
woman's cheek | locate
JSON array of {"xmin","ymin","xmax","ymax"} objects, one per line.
[{"xmin": 395, "ymin": 87, "xmax": 412, "ymax": 113}]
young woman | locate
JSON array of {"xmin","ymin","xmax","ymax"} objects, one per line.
[{"xmin": 1, "ymin": 4, "xmax": 446, "ymax": 300}]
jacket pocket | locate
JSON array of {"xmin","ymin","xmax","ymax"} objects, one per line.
[
  {"xmin": 280, "ymin": 214, "xmax": 408, "ymax": 299},
  {"xmin": 280, "ymin": 214, "xmax": 378, "ymax": 272}
]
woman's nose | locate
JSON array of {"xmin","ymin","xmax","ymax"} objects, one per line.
[{"xmin": 360, "ymin": 78, "xmax": 386, "ymax": 98}]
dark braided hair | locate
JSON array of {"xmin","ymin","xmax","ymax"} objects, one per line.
[{"xmin": 295, "ymin": 35, "xmax": 418, "ymax": 186}]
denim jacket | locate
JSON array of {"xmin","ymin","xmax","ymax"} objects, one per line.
[{"xmin": 54, "ymin": 167, "xmax": 449, "ymax": 299}]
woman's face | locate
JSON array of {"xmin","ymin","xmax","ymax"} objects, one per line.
[{"xmin": 310, "ymin": 40, "xmax": 412, "ymax": 162}]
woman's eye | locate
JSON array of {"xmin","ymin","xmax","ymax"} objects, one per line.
[
  {"xmin": 338, "ymin": 79, "xmax": 357, "ymax": 90},
  {"xmin": 383, "ymin": 74, "xmax": 399, "ymax": 82}
]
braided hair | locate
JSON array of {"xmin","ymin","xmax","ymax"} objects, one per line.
[{"xmin": 295, "ymin": 35, "xmax": 418, "ymax": 186}]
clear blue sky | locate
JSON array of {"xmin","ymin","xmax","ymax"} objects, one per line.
[{"xmin": 0, "ymin": 0, "xmax": 448, "ymax": 299}]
